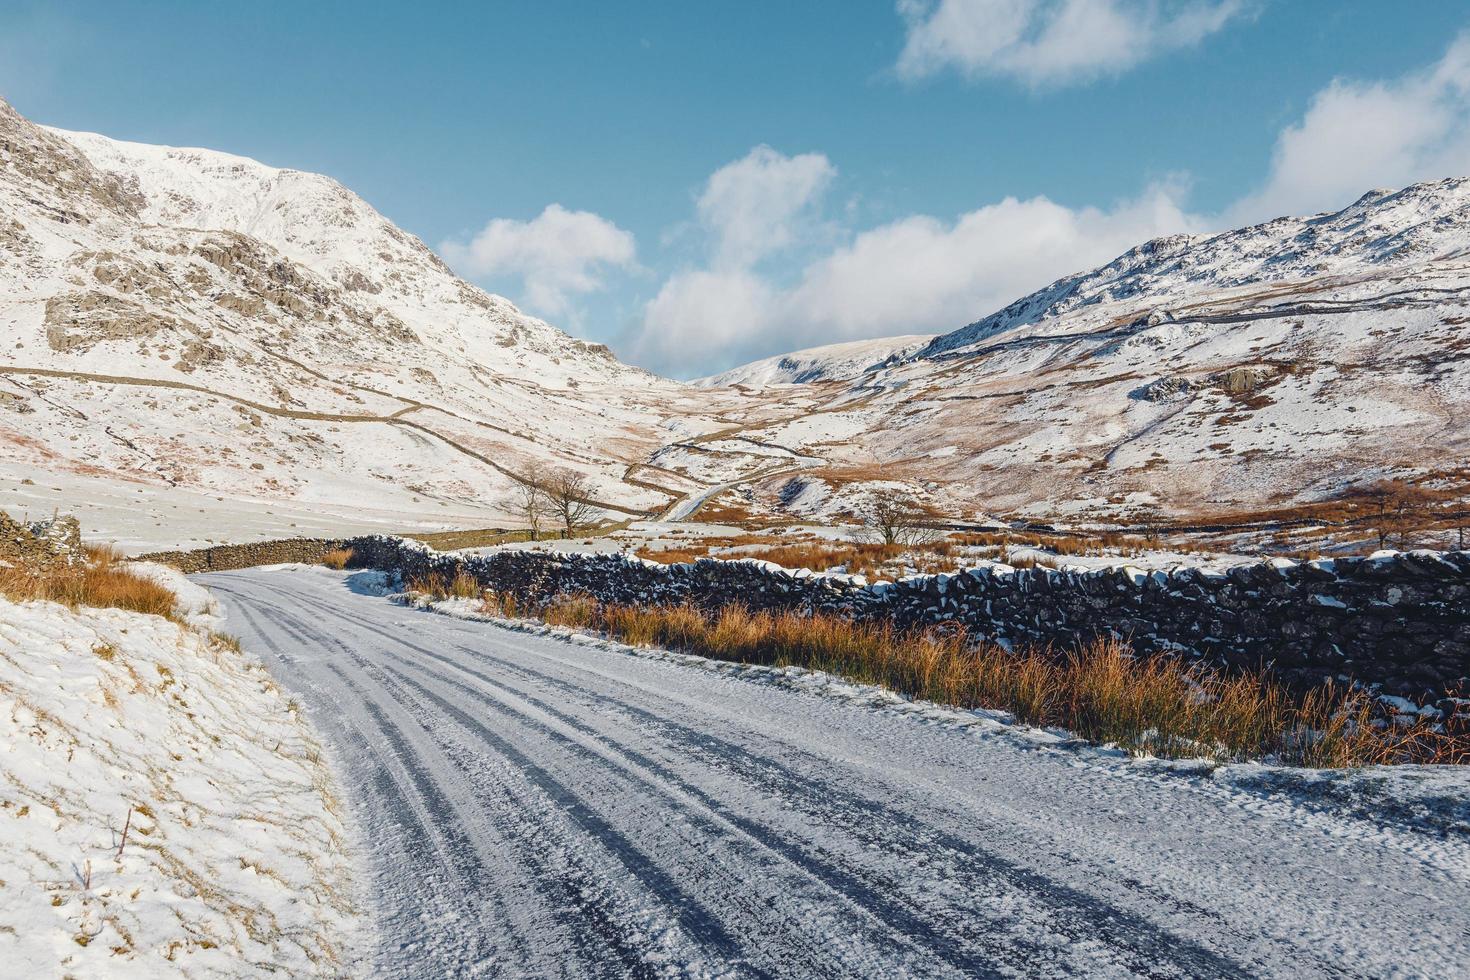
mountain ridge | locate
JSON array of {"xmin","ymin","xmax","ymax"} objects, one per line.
[{"xmin": 3, "ymin": 94, "xmax": 1469, "ymax": 547}]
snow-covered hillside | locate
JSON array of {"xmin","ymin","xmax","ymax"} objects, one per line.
[
  {"xmin": 924, "ymin": 180, "xmax": 1470, "ymax": 357},
  {"xmin": 0, "ymin": 97, "xmax": 747, "ymax": 547},
  {"xmin": 0, "ymin": 567, "xmax": 361, "ymax": 975},
  {"xmin": 4, "ymin": 92, "xmax": 1470, "ymax": 539},
  {"xmin": 708, "ymin": 179, "xmax": 1470, "ymax": 528},
  {"xmin": 696, "ymin": 335, "xmax": 933, "ymax": 387}
]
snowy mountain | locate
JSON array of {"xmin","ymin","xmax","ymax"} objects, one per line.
[
  {"xmin": 924, "ymin": 180, "xmax": 1470, "ymax": 357},
  {"xmin": 0, "ymin": 97, "xmax": 745, "ymax": 547},
  {"xmin": 3, "ymin": 92, "xmax": 1468, "ymax": 543},
  {"xmin": 704, "ymin": 179, "xmax": 1470, "ymax": 527},
  {"xmin": 695, "ymin": 335, "xmax": 933, "ymax": 387}
]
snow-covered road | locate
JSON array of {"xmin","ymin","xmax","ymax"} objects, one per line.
[{"xmin": 205, "ymin": 567, "xmax": 1470, "ymax": 978}]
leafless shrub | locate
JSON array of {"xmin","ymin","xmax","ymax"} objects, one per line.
[{"xmin": 857, "ymin": 494, "xmax": 940, "ymax": 548}]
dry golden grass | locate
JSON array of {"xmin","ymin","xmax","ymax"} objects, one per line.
[
  {"xmin": 319, "ymin": 548, "xmax": 354, "ymax": 570},
  {"xmin": 636, "ymin": 538, "xmax": 910, "ymax": 579},
  {"xmin": 407, "ymin": 570, "xmax": 482, "ymax": 601},
  {"xmin": 0, "ymin": 551, "xmax": 179, "ymax": 621},
  {"xmin": 634, "ymin": 545, "xmax": 713, "ymax": 565},
  {"xmin": 512, "ymin": 596, "xmax": 1464, "ymax": 767}
]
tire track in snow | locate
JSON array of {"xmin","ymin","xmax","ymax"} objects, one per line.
[
  {"xmin": 218, "ymin": 591, "xmax": 551, "ymax": 977},
  {"xmin": 244, "ymin": 584, "xmax": 1023, "ymax": 973},
  {"xmin": 238, "ymin": 583, "xmax": 786, "ymax": 978},
  {"xmin": 208, "ymin": 568, "xmax": 1470, "ymax": 979},
  {"xmin": 241, "ymin": 582, "xmax": 1269, "ymax": 975},
  {"xmin": 235, "ymin": 576, "xmax": 1271, "ymax": 978}
]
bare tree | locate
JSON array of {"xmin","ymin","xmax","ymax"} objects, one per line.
[
  {"xmin": 509, "ymin": 462, "xmax": 547, "ymax": 542},
  {"xmin": 1347, "ymin": 479, "xmax": 1439, "ymax": 550},
  {"xmin": 545, "ymin": 468, "xmax": 598, "ymax": 539},
  {"xmin": 857, "ymin": 494, "xmax": 939, "ymax": 548}
]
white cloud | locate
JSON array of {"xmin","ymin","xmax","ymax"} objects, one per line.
[
  {"xmin": 787, "ymin": 182, "xmax": 1196, "ymax": 337},
  {"xmin": 627, "ymin": 179, "xmax": 1199, "ymax": 376},
  {"xmin": 895, "ymin": 0, "xmax": 1248, "ymax": 87},
  {"xmin": 441, "ymin": 204, "xmax": 636, "ymax": 316},
  {"xmin": 696, "ymin": 145, "xmax": 835, "ymax": 268},
  {"xmin": 634, "ymin": 270, "xmax": 775, "ymax": 372},
  {"xmin": 1229, "ymin": 33, "xmax": 1470, "ymax": 224}
]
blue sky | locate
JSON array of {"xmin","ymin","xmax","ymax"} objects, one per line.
[{"xmin": 5, "ymin": 2, "xmax": 1470, "ymax": 377}]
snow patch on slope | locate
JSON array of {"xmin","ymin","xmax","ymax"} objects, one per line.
[{"xmin": 0, "ymin": 585, "xmax": 363, "ymax": 975}]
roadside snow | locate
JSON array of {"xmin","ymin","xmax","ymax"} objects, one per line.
[{"xmin": 0, "ymin": 578, "xmax": 363, "ymax": 976}]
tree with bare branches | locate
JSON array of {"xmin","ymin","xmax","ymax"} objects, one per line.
[
  {"xmin": 509, "ymin": 462, "xmax": 548, "ymax": 542},
  {"xmin": 857, "ymin": 493, "xmax": 939, "ymax": 548},
  {"xmin": 545, "ymin": 468, "xmax": 598, "ymax": 539},
  {"xmin": 1347, "ymin": 479, "xmax": 1440, "ymax": 550}
]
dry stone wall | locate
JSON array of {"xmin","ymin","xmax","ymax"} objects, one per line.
[
  {"xmin": 137, "ymin": 538, "xmax": 345, "ymax": 574},
  {"xmin": 343, "ymin": 535, "xmax": 1470, "ymax": 701},
  {"xmin": 0, "ymin": 511, "xmax": 82, "ymax": 569},
  {"xmin": 145, "ymin": 532, "xmax": 1470, "ymax": 702}
]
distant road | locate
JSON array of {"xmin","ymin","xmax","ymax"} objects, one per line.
[{"xmin": 207, "ymin": 567, "xmax": 1470, "ymax": 978}]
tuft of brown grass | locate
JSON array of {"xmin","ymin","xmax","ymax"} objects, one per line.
[
  {"xmin": 501, "ymin": 596, "xmax": 1464, "ymax": 767},
  {"xmin": 0, "ymin": 558, "xmax": 179, "ymax": 620},
  {"xmin": 211, "ymin": 633, "xmax": 243, "ymax": 654},
  {"xmin": 320, "ymin": 548, "xmax": 354, "ymax": 571},
  {"xmin": 407, "ymin": 570, "xmax": 482, "ymax": 601}
]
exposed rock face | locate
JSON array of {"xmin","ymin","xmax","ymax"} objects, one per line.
[
  {"xmin": 1132, "ymin": 377, "xmax": 1194, "ymax": 402},
  {"xmin": 1210, "ymin": 365, "xmax": 1280, "ymax": 395}
]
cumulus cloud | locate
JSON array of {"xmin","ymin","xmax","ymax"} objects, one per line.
[
  {"xmin": 895, "ymin": 0, "xmax": 1249, "ymax": 87},
  {"xmin": 696, "ymin": 145, "xmax": 836, "ymax": 268},
  {"xmin": 626, "ymin": 179, "xmax": 1199, "ymax": 376},
  {"xmin": 441, "ymin": 204, "xmax": 636, "ymax": 316},
  {"xmin": 1229, "ymin": 33, "xmax": 1470, "ymax": 224},
  {"xmin": 786, "ymin": 183, "xmax": 1196, "ymax": 338},
  {"xmin": 637, "ymin": 270, "xmax": 775, "ymax": 371}
]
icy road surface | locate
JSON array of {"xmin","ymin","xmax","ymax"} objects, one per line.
[{"xmin": 205, "ymin": 567, "xmax": 1469, "ymax": 979}]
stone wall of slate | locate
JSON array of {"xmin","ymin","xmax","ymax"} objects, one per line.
[{"xmin": 341, "ymin": 535, "xmax": 1470, "ymax": 701}]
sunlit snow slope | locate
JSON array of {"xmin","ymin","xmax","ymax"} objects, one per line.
[
  {"xmin": 0, "ymin": 97, "xmax": 743, "ymax": 547},
  {"xmin": 706, "ymin": 182, "xmax": 1470, "ymax": 525}
]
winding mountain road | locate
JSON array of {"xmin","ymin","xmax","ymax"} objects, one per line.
[{"xmin": 205, "ymin": 566, "xmax": 1470, "ymax": 979}]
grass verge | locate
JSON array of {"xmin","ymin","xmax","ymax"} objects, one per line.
[
  {"xmin": 0, "ymin": 547, "xmax": 178, "ymax": 620},
  {"xmin": 416, "ymin": 582, "xmax": 1466, "ymax": 768}
]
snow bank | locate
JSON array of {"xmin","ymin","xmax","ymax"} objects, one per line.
[{"xmin": 0, "ymin": 590, "xmax": 362, "ymax": 975}]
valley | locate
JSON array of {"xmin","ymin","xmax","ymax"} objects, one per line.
[{"xmin": 5, "ymin": 96, "xmax": 1470, "ymax": 556}]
